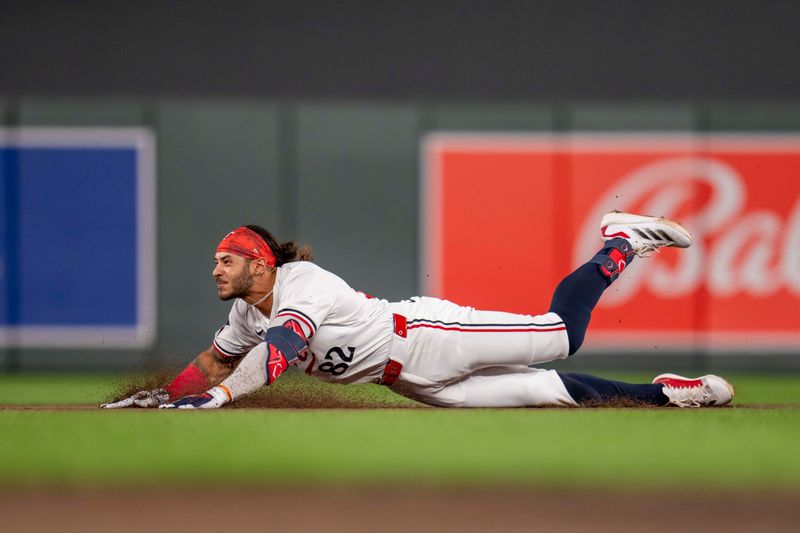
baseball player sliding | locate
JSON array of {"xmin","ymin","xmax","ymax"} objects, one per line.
[{"xmin": 103, "ymin": 212, "xmax": 734, "ymax": 410}]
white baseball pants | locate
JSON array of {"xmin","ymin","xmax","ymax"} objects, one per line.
[{"xmin": 388, "ymin": 297, "xmax": 577, "ymax": 407}]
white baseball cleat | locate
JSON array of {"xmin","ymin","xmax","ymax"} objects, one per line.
[
  {"xmin": 601, "ymin": 211, "xmax": 692, "ymax": 256},
  {"xmin": 653, "ymin": 373, "xmax": 735, "ymax": 408}
]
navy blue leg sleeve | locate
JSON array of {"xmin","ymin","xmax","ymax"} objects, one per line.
[
  {"xmin": 548, "ymin": 263, "xmax": 608, "ymax": 355},
  {"xmin": 548, "ymin": 240, "xmax": 636, "ymax": 355},
  {"xmin": 558, "ymin": 372, "xmax": 669, "ymax": 406}
]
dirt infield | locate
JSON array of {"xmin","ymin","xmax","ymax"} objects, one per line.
[{"xmin": 2, "ymin": 487, "xmax": 799, "ymax": 533}]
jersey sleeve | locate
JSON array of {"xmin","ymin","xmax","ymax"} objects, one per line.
[
  {"xmin": 272, "ymin": 267, "xmax": 338, "ymax": 340},
  {"xmin": 272, "ymin": 294, "xmax": 333, "ymax": 340},
  {"xmin": 212, "ymin": 302, "xmax": 262, "ymax": 357}
]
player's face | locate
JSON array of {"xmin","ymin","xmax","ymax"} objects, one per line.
[{"xmin": 212, "ymin": 253, "xmax": 254, "ymax": 300}]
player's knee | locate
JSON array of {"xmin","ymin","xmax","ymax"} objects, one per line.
[
  {"xmin": 549, "ymin": 307, "xmax": 589, "ymax": 355},
  {"xmin": 565, "ymin": 325, "xmax": 585, "ymax": 356}
]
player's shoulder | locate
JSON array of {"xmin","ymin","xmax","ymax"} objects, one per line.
[
  {"xmin": 278, "ymin": 261, "xmax": 354, "ymax": 296},
  {"xmin": 280, "ymin": 260, "xmax": 324, "ymax": 275},
  {"xmin": 279, "ymin": 261, "xmax": 339, "ymax": 283}
]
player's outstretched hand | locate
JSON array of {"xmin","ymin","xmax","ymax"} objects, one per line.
[
  {"xmin": 100, "ymin": 389, "xmax": 169, "ymax": 409},
  {"xmin": 159, "ymin": 386, "xmax": 230, "ymax": 410}
]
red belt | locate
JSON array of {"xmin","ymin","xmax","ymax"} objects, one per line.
[{"xmin": 380, "ymin": 313, "xmax": 406, "ymax": 386}]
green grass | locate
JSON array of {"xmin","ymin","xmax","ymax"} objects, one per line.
[
  {"xmin": 0, "ymin": 374, "xmax": 122, "ymax": 405},
  {"xmin": 0, "ymin": 372, "xmax": 798, "ymax": 489}
]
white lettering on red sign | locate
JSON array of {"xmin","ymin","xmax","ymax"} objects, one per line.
[{"xmin": 574, "ymin": 156, "xmax": 800, "ymax": 306}]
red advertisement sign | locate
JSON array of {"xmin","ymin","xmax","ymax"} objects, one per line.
[{"xmin": 422, "ymin": 134, "xmax": 800, "ymax": 352}]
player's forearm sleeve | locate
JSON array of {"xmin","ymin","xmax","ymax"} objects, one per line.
[
  {"xmin": 218, "ymin": 342, "xmax": 270, "ymax": 400},
  {"xmin": 218, "ymin": 324, "xmax": 308, "ymax": 400},
  {"xmin": 164, "ymin": 363, "xmax": 211, "ymax": 401}
]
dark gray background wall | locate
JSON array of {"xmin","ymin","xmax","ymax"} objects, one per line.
[
  {"xmin": 1, "ymin": 2, "xmax": 799, "ymax": 372},
  {"xmin": 2, "ymin": 1, "xmax": 800, "ymax": 100}
]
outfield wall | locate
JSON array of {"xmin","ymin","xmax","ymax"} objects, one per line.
[{"xmin": 2, "ymin": 99, "xmax": 799, "ymax": 371}]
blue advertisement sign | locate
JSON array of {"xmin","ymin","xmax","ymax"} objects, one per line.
[{"xmin": 0, "ymin": 129, "xmax": 156, "ymax": 348}]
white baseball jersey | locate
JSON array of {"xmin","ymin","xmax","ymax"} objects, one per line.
[
  {"xmin": 214, "ymin": 261, "xmax": 574, "ymax": 407},
  {"xmin": 214, "ymin": 261, "xmax": 395, "ymax": 384}
]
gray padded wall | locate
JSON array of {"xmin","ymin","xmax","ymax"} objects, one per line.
[
  {"xmin": 568, "ymin": 102, "xmax": 697, "ymax": 130},
  {"xmin": 704, "ymin": 102, "xmax": 800, "ymax": 130},
  {"xmin": 11, "ymin": 99, "xmax": 150, "ymax": 370},
  {"xmin": 16, "ymin": 98, "xmax": 149, "ymax": 126},
  {"xmin": 0, "ymin": 98, "xmax": 8, "ymax": 370},
  {"xmin": 427, "ymin": 103, "xmax": 556, "ymax": 131},
  {"xmin": 295, "ymin": 103, "xmax": 420, "ymax": 301},
  {"xmin": 155, "ymin": 101, "xmax": 282, "ymax": 364}
]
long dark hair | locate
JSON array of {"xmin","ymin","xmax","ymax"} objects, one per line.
[{"xmin": 245, "ymin": 225, "xmax": 313, "ymax": 266}]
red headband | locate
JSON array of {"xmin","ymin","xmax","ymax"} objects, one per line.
[{"xmin": 216, "ymin": 227, "xmax": 276, "ymax": 267}]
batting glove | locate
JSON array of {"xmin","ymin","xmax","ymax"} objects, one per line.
[
  {"xmin": 100, "ymin": 388, "xmax": 169, "ymax": 409},
  {"xmin": 159, "ymin": 385, "xmax": 232, "ymax": 410}
]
